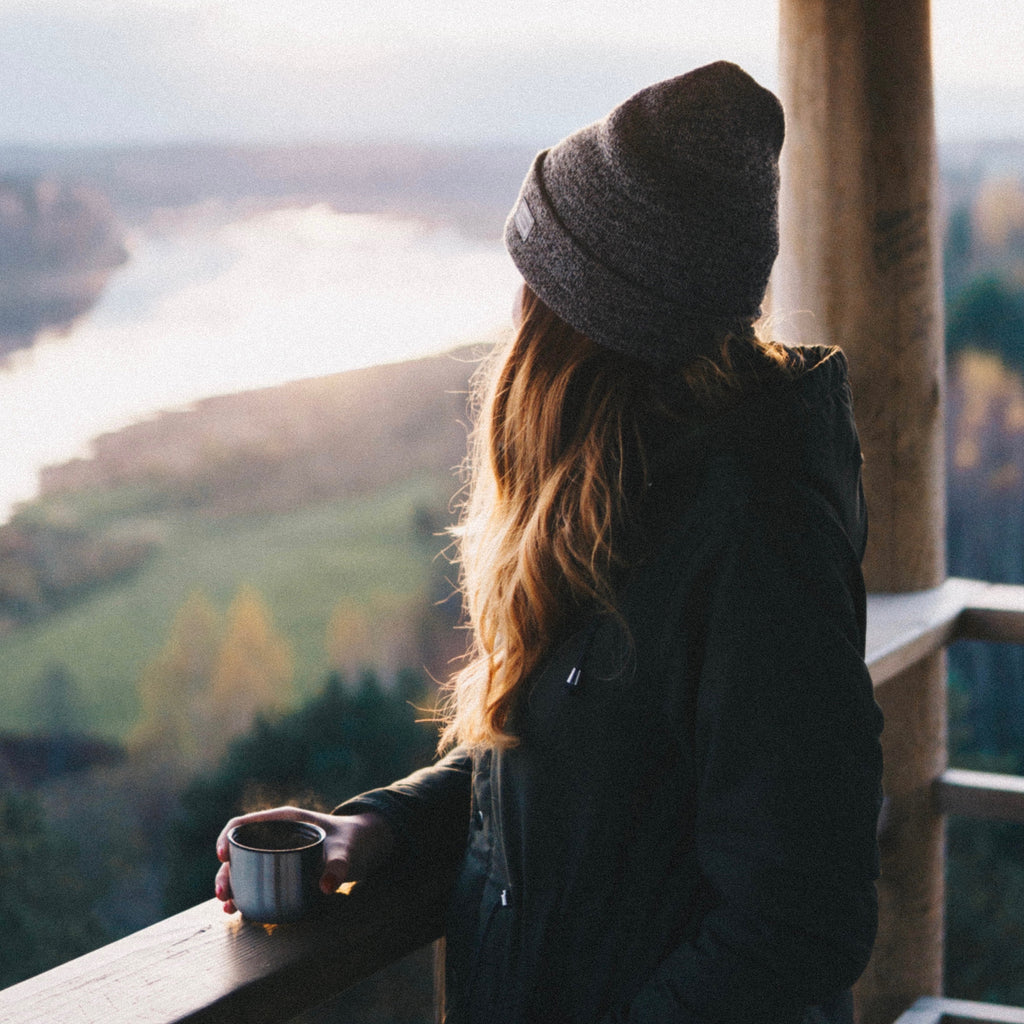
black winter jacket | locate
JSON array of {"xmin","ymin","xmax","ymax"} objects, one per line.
[{"xmin": 339, "ymin": 347, "xmax": 884, "ymax": 1024}]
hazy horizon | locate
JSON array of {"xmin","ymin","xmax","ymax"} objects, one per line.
[{"xmin": 0, "ymin": 1, "xmax": 1022, "ymax": 150}]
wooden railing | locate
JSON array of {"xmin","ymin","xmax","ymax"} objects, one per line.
[
  {"xmin": 1, "ymin": 576, "xmax": 1023, "ymax": 1023},
  {"xmin": 894, "ymin": 996, "xmax": 1024, "ymax": 1024},
  {"xmin": 865, "ymin": 578, "xmax": 1024, "ymax": 687},
  {"xmin": 0, "ymin": 865, "xmax": 450, "ymax": 1024},
  {"xmin": 865, "ymin": 576, "xmax": 1024, "ymax": 829}
]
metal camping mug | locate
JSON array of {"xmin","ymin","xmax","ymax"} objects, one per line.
[{"xmin": 228, "ymin": 820, "xmax": 327, "ymax": 923}]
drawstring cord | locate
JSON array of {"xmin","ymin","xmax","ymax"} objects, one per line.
[{"xmin": 565, "ymin": 617, "xmax": 602, "ymax": 691}]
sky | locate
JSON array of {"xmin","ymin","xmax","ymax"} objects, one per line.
[{"xmin": 0, "ymin": 0, "xmax": 1021, "ymax": 149}]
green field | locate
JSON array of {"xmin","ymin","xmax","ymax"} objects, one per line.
[{"xmin": 0, "ymin": 473, "xmax": 454, "ymax": 741}]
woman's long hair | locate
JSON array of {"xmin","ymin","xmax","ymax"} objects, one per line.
[{"xmin": 438, "ymin": 285, "xmax": 801, "ymax": 751}]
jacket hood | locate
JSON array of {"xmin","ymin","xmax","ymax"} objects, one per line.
[{"xmin": 647, "ymin": 345, "xmax": 868, "ymax": 560}]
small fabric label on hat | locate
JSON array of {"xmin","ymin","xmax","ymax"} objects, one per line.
[{"xmin": 513, "ymin": 199, "xmax": 535, "ymax": 241}]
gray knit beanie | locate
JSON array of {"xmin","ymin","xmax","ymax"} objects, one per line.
[{"xmin": 504, "ymin": 61, "xmax": 784, "ymax": 367}]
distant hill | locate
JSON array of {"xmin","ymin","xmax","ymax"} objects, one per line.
[
  {"xmin": 0, "ymin": 176, "xmax": 127, "ymax": 356},
  {"xmin": 38, "ymin": 342, "xmax": 486, "ymax": 516},
  {"xmin": 0, "ymin": 142, "xmax": 536, "ymax": 239}
]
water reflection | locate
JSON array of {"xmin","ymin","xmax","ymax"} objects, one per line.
[{"xmin": 0, "ymin": 204, "xmax": 519, "ymax": 520}]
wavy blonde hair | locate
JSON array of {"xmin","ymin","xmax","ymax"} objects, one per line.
[{"xmin": 439, "ymin": 286, "xmax": 801, "ymax": 751}]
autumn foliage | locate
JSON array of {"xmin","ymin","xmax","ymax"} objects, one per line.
[{"xmin": 130, "ymin": 586, "xmax": 294, "ymax": 770}]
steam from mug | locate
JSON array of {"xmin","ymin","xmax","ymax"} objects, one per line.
[{"xmin": 228, "ymin": 820, "xmax": 327, "ymax": 923}]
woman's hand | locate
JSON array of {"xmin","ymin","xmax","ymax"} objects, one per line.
[{"xmin": 214, "ymin": 806, "xmax": 395, "ymax": 915}]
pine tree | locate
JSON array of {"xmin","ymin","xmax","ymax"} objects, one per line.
[{"xmin": 0, "ymin": 790, "xmax": 109, "ymax": 986}]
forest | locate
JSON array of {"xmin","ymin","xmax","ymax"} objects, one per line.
[
  {"xmin": 940, "ymin": 167, "xmax": 1024, "ymax": 1004},
  {"xmin": 0, "ymin": 143, "xmax": 1022, "ymax": 1018}
]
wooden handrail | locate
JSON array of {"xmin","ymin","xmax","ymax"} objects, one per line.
[
  {"xmin": 937, "ymin": 768, "xmax": 1024, "ymax": 824},
  {"xmin": 865, "ymin": 579, "xmax": 1024, "ymax": 824},
  {"xmin": 0, "ymin": 865, "xmax": 450, "ymax": 1023},
  {"xmin": 865, "ymin": 578, "xmax": 1024, "ymax": 686},
  {"xmin": 894, "ymin": 996, "xmax": 1024, "ymax": 1024},
  {"xmin": 0, "ymin": 576, "xmax": 1022, "ymax": 1023}
]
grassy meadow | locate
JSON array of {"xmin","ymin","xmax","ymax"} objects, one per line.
[
  {"xmin": 0, "ymin": 347, "xmax": 483, "ymax": 742},
  {"xmin": 1, "ymin": 472, "xmax": 456, "ymax": 740}
]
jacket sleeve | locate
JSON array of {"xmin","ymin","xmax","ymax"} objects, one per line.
[
  {"xmin": 603, "ymin": 497, "xmax": 884, "ymax": 1024},
  {"xmin": 333, "ymin": 747, "xmax": 473, "ymax": 871}
]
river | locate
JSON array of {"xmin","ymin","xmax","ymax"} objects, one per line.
[{"xmin": 0, "ymin": 204, "xmax": 521, "ymax": 521}]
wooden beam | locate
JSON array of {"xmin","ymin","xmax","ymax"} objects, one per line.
[
  {"xmin": 775, "ymin": 0, "xmax": 946, "ymax": 595},
  {"xmin": 957, "ymin": 583, "xmax": 1024, "ymax": 646},
  {"xmin": 937, "ymin": 769, "xmax": 1024, "ymax": 824},
  {"xmin": 776, "ymin": 3, "xmax": 946, "ymax": 1020}
]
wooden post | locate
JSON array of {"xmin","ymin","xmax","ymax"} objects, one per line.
[{"xmin": 774, "ymin": 2, "xmax": 947, "ymax": 1022}]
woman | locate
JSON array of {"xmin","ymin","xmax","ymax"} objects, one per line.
[{"xmin": 216, "ymin": 61, "xmax": 884, "ymax": 1023}]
